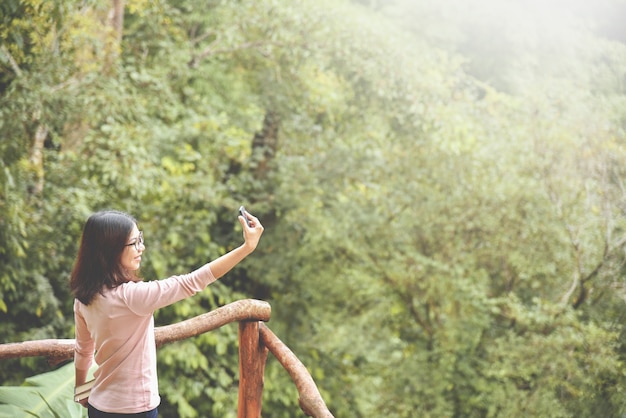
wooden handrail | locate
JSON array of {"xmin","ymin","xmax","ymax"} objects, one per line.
[
  {"xmin": 0, "ymin": 299, "xmax": 334, "ymax": 418},
  {"xmin": 0, "ymin": 338, "xmax": 75, "ymax": 367},
  {"xmin": 155, "ymin": 299, "xmax": 271, "ymax": 347},
  {"xmin": 259, "ymin": 323, "xmax": 333, "ymax": 418},
  {"xmin": 0, "ymin": 299, "xmax": 271, "ymax": 366}
]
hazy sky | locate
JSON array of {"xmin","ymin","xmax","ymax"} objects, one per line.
[{"xmin": 381, "ymin": 0, "xmax": 626, "ymax": 44}]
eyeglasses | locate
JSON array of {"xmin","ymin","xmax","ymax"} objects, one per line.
[{"xmin": 125, "ymin": 231, "xmax": 144, "ymax": 251}]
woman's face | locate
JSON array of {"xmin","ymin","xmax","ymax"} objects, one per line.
[{"xmin": 120, "ymin": 224, "xmax": 144, "ymax": 273}]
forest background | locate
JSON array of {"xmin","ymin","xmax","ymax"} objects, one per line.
[{"xmin": 2, "ymin": 0, "xmax": 626, "ymax": 417}]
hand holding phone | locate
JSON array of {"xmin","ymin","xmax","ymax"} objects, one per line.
[{"xmin": 239, "ymin": 206, "xmax": 251, "ymax": 227}]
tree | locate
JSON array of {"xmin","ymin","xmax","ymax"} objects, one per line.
[{"xmin": 2, "ymin": 0, "xmax": 626, "ymax": 416}]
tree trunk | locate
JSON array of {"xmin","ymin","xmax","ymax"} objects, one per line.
[
  {"xmin": 109, "ymin": 0, "xmax": 125, "ymax": 42},
  {"xmin": 29, "ymin": 123, "xmax": 48, "ymax": 196}
]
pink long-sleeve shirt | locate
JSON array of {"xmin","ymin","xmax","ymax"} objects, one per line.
[{"xmin": 74, "ymin": 263, "xmax": 216, "ymax": 414}]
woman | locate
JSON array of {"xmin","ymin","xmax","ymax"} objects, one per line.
[{"xmin": 70, "ymin": 209, "xmax": 263, "ymax": 417}]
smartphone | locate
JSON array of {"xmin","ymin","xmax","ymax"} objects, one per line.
[{"xmin": 239, "ymin": 206, "xmax": 251, "ymax": 227}]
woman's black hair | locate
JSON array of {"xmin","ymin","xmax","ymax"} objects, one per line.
[{"xmin": 70, "ymin": 210, "xmax": 138, "ymax": 305}]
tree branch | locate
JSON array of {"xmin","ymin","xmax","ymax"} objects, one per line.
[
  {"xmin": 559, "ymin": 271, "xmax": 579, "ymax": 307},
  {"xmin": 188, "ymin": 40, "xmax": 286, "ymax": 68},
  {"xmin": 1, "ymin": 45, "xmax": 22, "ymax": 77},
  {"xmin": 367, "ymin": 252, "xmax": 435, "ymax": 337},
  {"xmin": 559, "ymin": 224, "xmax": 582, "ymax": 307},
  {"xmin": 190, "ymin": 30, "xmax": 218, "ymax": 46}
]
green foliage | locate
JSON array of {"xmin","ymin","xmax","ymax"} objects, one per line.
[
  {"xmin": 0, "ymin": 362, "xmax": 85, "ymax": 418},
  {"xmin": 2, "ymin": 0, "xmax": 626, "ymax": 417}
]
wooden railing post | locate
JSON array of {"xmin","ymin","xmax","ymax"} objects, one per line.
[{"xmin": 237, "ymin": 321, "xmax": 269, "ymax": 418}]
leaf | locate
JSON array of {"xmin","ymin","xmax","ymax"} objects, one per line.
[{"xmin": 0, "ymin": 363, "xmax": 86, "ymax": 418}]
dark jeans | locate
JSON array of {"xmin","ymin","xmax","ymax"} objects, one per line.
[{"xmin": 88, "ymin": 404, "xmax": 158, "ymax": 418}]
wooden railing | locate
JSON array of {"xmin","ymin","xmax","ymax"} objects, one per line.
[{"xmin": 0, "ymin": 299, "xmax": 334, "ymax": 418}]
